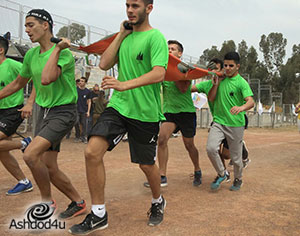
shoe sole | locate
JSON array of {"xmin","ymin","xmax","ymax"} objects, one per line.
[
  {"xmin": 210, "ymin": 179, "xmax": 226, "ymax": 190},
  {"xmin": 148, "ymin": 200, "xmax": 167, "ymax": 227},
  {"xmin": 143, "ymin": 183, "xmax": 168, "ymax": 188},
  {"xmin": 230, "ymin": 183, "xmax": 243, "ymax": 191},
  {"xmin": 69, "ymin": 223, "xmax": 108, "ymax": 235},
  {"xmin": 6, "ymin": 186, "xmax": 33, "ymax": 196},
  {"xmin": 60, "ymin": 207, "xmax": 87, "ymax": 220}
]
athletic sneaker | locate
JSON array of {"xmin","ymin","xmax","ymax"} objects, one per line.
[
  {"xmin": 242, "ymin": 140, "xmax": 249, "ymax": 160},
  {"xmin": 21, "ymin": 137, "xmax": 32, "ymax": 153},
  {"xmin": 193, "ymin": 170, "xmax": 202, "ymax": 186},
  {"xmin": 210, "ymin": 174, "xmax": 227, "ymax": 190},
  {"xmin": 225, "ymin": 171, "xmax": 231, "ymax": 182},
  {"xmin": 69, "ymin": 211, "xmax": 108, "ymax": 235},
  {"xmin": 147, "ymin": 196, "xmax": 166, "ymax": 226},
  {"xmin": 230, "ymin": 178, "xmax": 243, "ymax": 191},
  {"xmin": 243, "ymin": 158, "xmax": 251, "ymax": 169},
  {"xmin": 6, "ymin": 181, "xmax": 33, "ymax": 195},
  {"xmin": 144, "ymin": 176, "xmax": 168, "ymax": 188},
  {"xmin": 59, "ymin": 200, "xmax": 87, "ymax": 219}
]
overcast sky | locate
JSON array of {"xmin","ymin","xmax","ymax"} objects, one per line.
[{"xmin": 2, "ymin": 0, "xmax": 300, "ymax": 61}]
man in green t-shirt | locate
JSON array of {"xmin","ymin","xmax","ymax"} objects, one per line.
[
  {"xmin": 0, "ymin": 9, "xmax": 86, "ymax": 219},
  {"xmin": 69, "ymin": 0, "xmax": 168, "ymax": 234},
  {"xmin": 206, "ymin": 52, "xmax": 254, "ymax": 191},
  {"xmin": 0, "ymin": 34, "xmax": 34, "ymax": 196},
  {"xmin": 143, "ymin": 40, "xmax": 202, "ymax": 188},
  {"xmin": 191, "ymin": 58, "xmax": 250, "ymax": 182}
]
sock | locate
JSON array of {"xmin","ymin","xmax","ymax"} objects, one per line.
[
  {"xmin": 19, "ymin": 178, "xmax": 29, "ymax": 185},
  {"xmin": 92, "ymin": 204, "xmax": 106, "ymax": 218},
  {"xmin": 152, "ymin": 195, "xmax": 163, "ymax": 204},
  {"xmin": 20, "ymin": 140, "xmax": 27, "ymax": 150},
  {"xmin": 76, "ymin": 200, "xmax": 85, "ymax": 205}
]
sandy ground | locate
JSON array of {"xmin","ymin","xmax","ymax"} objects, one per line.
[{"xmin": 0, "ymin": 126, "xmax": 299, "ymax": 236}]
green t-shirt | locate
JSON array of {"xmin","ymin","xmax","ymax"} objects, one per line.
[
  {"xmin": 20, "ymin": 45, "xmax": 77, "ymax": 108},
  {"xmin": 213, "ymin": 74, "xmax": 253, "ymax": 127},
  {"xmin": 195, "ymin": 80, "xmax": 214, "ymax": 115},
  {"xmin": 163, "ymin": 81, "xmax": 195, "ymax": 113},
  {"xmin": 0, "ymin": 58, "xmax": 24, "ymax": 109},
  {"xmin": 108, "ymin": 29, "xmax": 169, "ymax": 122}
]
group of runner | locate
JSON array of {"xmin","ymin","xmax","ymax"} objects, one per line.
[{"xmin": 0, "ymin": 0, "xmax": 255, "ymax": 235}]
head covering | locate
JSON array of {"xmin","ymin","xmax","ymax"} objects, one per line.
[
  {"xmin": 0, "ymin": 32, "xmax": 9, "ymax": 49},
  {"xmin": 26, "ymin": 9, "xmax": 53, "ymax": 28}
]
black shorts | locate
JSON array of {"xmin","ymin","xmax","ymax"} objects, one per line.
[
  {"xmin": 36, "ymin": 104, "xmax": 77, "ymax": 152},
  {"xmin": 0, "ymin": 104, "xmax": 24, "ymax": 137},
  {"xmin": 163, "ymin": 112, "xmax": 196, "ymax": 138},
  {"xmin": 89, "ymin": 107, "xmax": 159, "ymax": 165}
]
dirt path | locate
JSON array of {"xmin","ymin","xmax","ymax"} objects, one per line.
[{"xmin": 0, "ymin": 127, "xmax": 299, "ymax": 236}]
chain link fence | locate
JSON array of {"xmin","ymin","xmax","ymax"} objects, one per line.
[{"xmin": 1, "ymin": 0, "xmax": 297, "ymax": 131}]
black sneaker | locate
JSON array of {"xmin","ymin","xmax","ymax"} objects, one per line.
[
  {"xmin": 230, "ymin": 178, "xmax": 243, "ymax": 191},
  {"xmin": 147, "ymin": 196, "xmax": 166, "ymax": 226},
  {"xmin": 69, "ymin": 211, "xmax": 108, "ymax": 235},
  {"xmin": 193, "ymin": 170, "xmax": 202, "ymax": 186},
  {"xmin": 59, "ymin": 200, "xmax": 87, "ymax": 219},
  {"xmin": 242, "ymin": 140, "xmax": 249, "ymax": 160}
]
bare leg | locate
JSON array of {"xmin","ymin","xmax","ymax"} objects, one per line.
[
  {"xmin": 157, "ymin": 122, "xmax": 176, "ymax": 176},
  {"xmin": 41, "ymin": 151, "xmax": 82, "ymax": 202},
  {"xmin": 0, "ymin": 151, "xmax": 26, "ymax": 181},
  {"xmin": 84, "ymin": 136, "xmax": 109, "ymax": 204},
  {"xmin": 140, "ymin": 164, "xmax": 161, "ymax": 199},
  {"xmin": 182, "ymin": 136, "xmax": 200, "ymax": 171},
  {"xmin": 23, "ymin": 136, "xmax": 52, "ymax": 202}
]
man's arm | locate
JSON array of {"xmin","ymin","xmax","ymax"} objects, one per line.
[
  {"xmin": 207, "ymin": 76, "xmax": 222, "ymax": 102},
  {"xmin": 99, "ymin": 22, "xmax": 132, "ymax": 70},
  {"xmin": 18, "ymin": 86, "xmax": 36, "ymax": 118},
  {"xmin": 41, "ymin": 38, "xmax": 71, "ymax": 85},
  {"xmin": 101, "ymin": 66, "xmax": 165, "ymax": 91},
  {"xmin": 87, "ymin": 98, "xmax": 91, "ymax": 117},
  {"xmin": 191, "ymin": 85, "xmax": 198, "ymax": 93},
  {"xmin": 175, "ymin": 81, "xmax": 191, "ymax": 93},
  {"xmin": 230, "ymin": 96, "xmax": 255, "ymax": 115},
  {"xmin": 0, "ymin": 75, "xmax": 29, "ymax": 99}
]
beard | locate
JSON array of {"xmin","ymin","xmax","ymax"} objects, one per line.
[{"xmin": 132, "ymin": 9, "xmax": 147, "ymax": 26}]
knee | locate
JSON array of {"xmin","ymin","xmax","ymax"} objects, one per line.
[
  {"xmin": 139, "ymin": 164, "xmax": 154, "ymax": 175},
  {"xmin": 84, "ymin": 146, "xmax": 102, "ymax": 163},
  {"xmin": 206, "ymin": 143, "xmax": 218, "ymax": 157},
  {"xmin": 23, "ymin": 151, "xmax": 38, "ymax": 168},
  {"xmin": 158, "ymin": 135, "xmax": 168, "ymax": 147}
]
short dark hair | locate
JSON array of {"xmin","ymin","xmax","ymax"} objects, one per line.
[
  {"xmin": 0, "ymin": 36, "xmax": 9, "ymax": 55},
  {"xmin": 143, "ymin": 0, "xmax": 153, "ymax": 5},
  {"xmin": 168, "ymin": 40, "xmax": 184, "ymax": 53},
  {"xmin": 209, "ymin": 58, "xmax": 223, "ymax": 69},
  {"xmin": 224, "ymin": 52, "xmax": 240, "ymax": 64},
  {"xmin": 80, "ymin": 77, "xmax": 87, "ymax": 83}
]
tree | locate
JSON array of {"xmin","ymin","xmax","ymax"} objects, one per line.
[
  {"xmin": 56, "ymin": 23, "xmax": 86, "ymax": 45},
  {"xmin": 198, "ymin": 46, "xmax": 219, "ymax": 65},
  {"xmin": 278, "ymin": 44, "xmax": 300, "ymax": 103},
  {"xmin": 219, "ymin": 40, "xmax": 236, "ymax": 59},
  {"xmin": 259, "ymin": 32, "xmax": 287, "ymax": 80}
]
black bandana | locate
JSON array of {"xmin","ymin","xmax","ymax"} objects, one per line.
[{"xmin": 26, "ymin": 9, "xmax": 53, "ymax": 27}]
